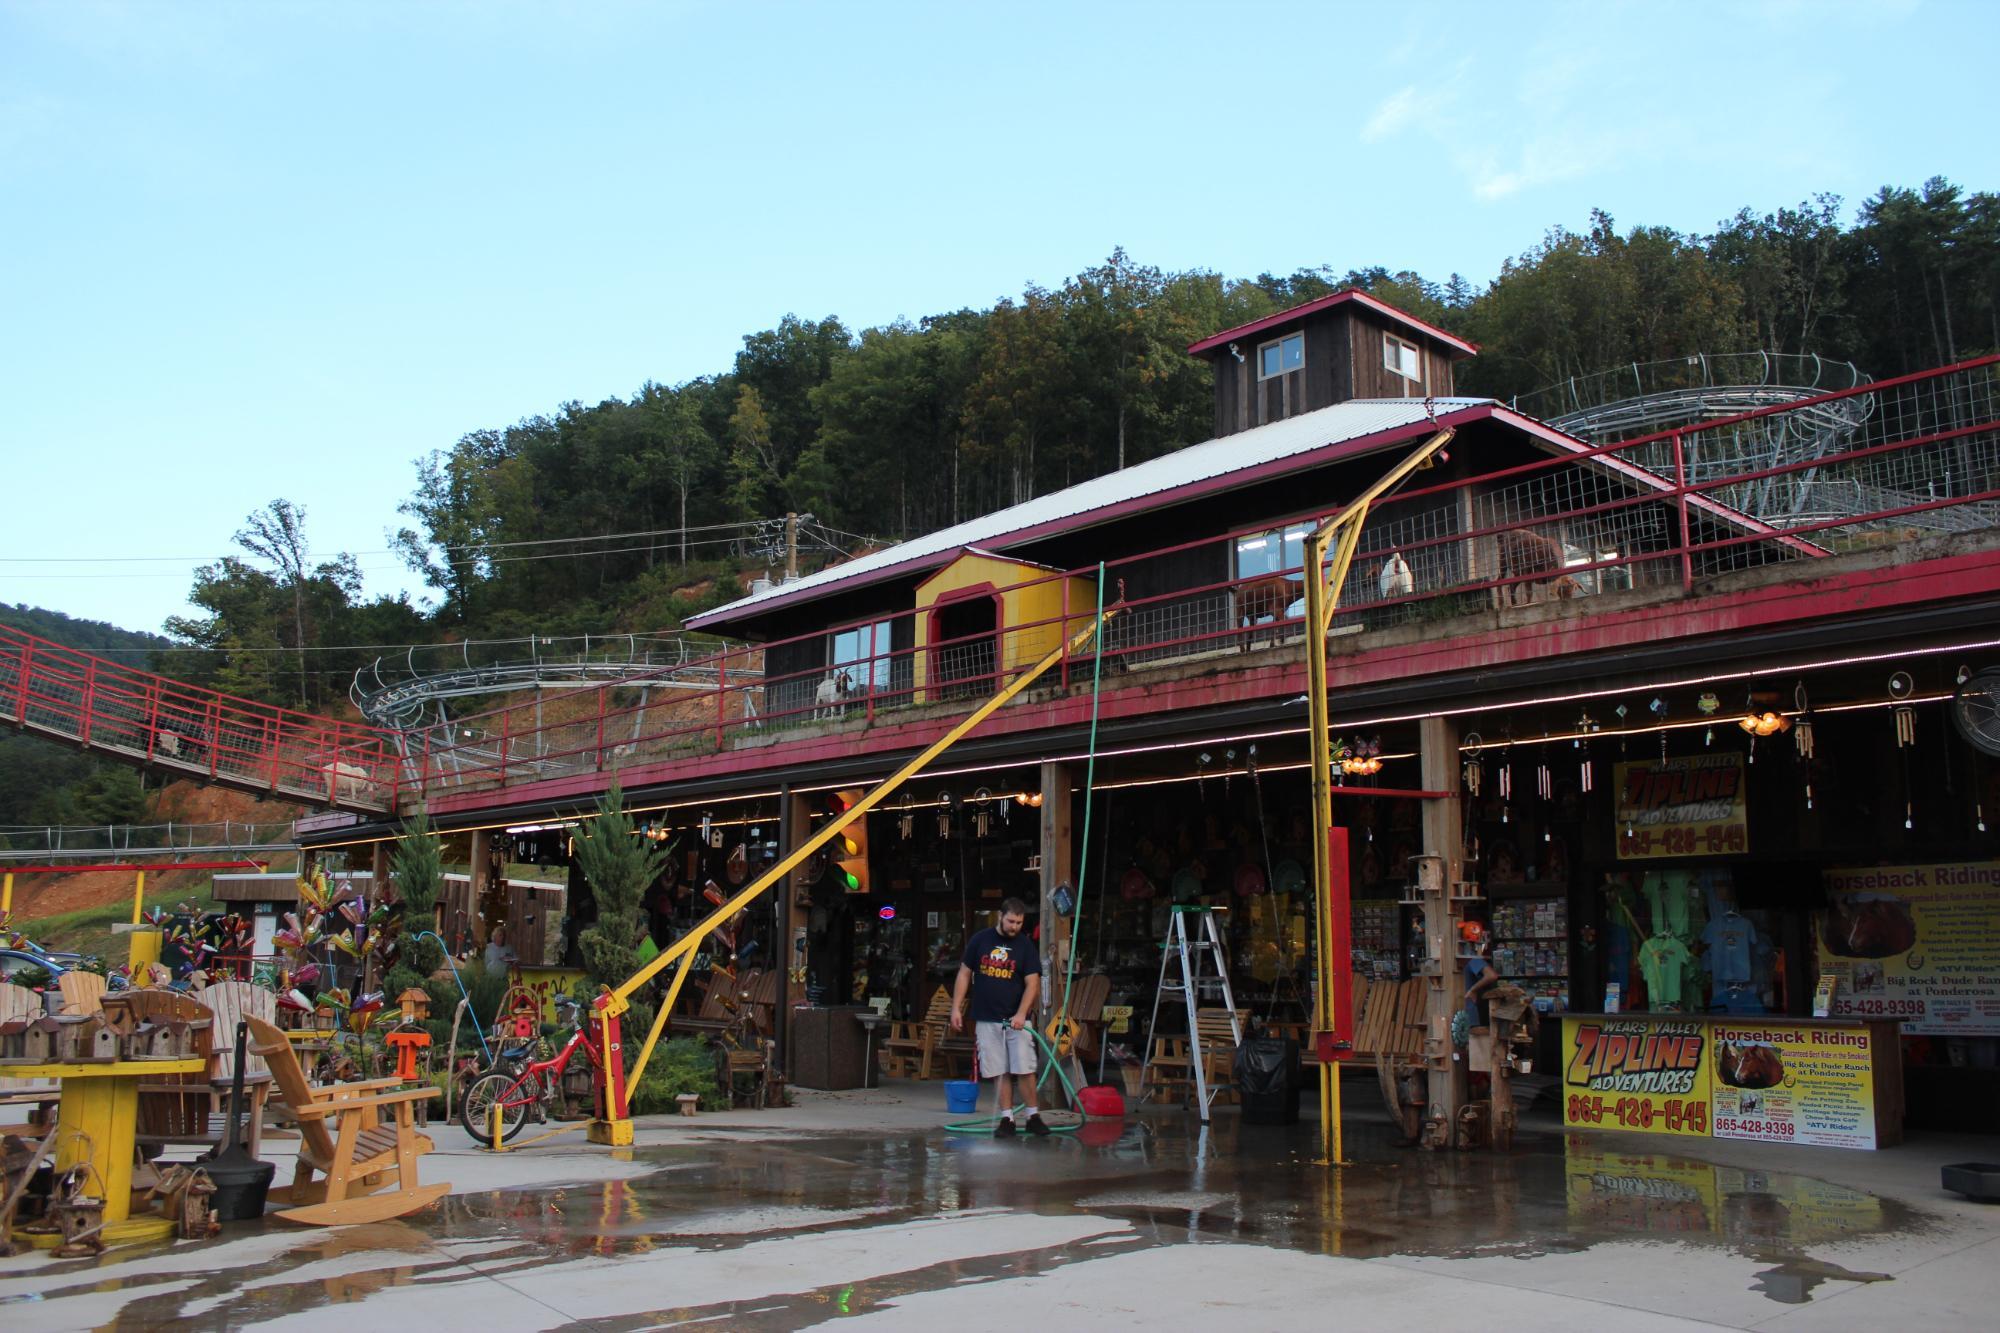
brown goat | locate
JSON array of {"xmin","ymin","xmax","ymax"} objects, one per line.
[
  {"xmin": 1493, "ymin": 529, "xmax": 1575, "ymax": 606},
  {"xmin": 1236, "ymin": 575, "xmax": 1301, "ymax": 651}
]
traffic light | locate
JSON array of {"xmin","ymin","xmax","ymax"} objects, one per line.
[{"xmin": 830, "ymin": 788, "xmax": 869, "ymax": 894}]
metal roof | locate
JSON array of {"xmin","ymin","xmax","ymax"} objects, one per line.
[
  {"xmin": 1187, "ymin": 289, "xmax": 1479, "ymax": 359},
  {"xmin": 688, "ymin": 398, "xmax": 1491, "ymax": 631}
]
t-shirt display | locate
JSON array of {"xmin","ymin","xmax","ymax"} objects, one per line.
[
  {"xmin": 961, "ymin": 926, "xmax": 1042, "ymax": 1023},
  {"xmin": 1702, "ymin": 912, "xmax": 1757, "ymax": 985},
  {"xmin": 1639, "ymin": 935, "xmax": 1695, "ymax": 1009}
]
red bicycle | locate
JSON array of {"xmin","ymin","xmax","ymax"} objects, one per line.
[{"xmin": 459, "ymin": 995, "xmax": 605, "ymax": 1145}]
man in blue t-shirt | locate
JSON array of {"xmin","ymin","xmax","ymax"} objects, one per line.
[{"xmin": 950, "ymin": 897, "xmax": 1046, "ymax": 1136}]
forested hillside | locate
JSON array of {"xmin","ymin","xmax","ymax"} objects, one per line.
[
  {"xmin": 0, "ymin": 605, "xmax": 172, "ymax": 830},
  {"xmin": 116, "ymin": 177, "xmax": 2000, "ymax": 721}
]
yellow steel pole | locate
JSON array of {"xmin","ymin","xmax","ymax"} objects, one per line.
[
  {"xmin": 2, "ymin": 871, "xmax": 12, "ymax": 915},
  {"xmin": 614, "ymin": 601, "xmax": 1121, "ymax": 1094},
  {"xmin": 131, "ymin": 869, "xmax": 146, "ymax": 925},
  {"xmin": 1301, "ymin": 428, "xmax": 1454, "ymax": 1167}
]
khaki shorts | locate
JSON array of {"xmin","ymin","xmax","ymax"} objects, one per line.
[{"xmin": 975, "ymin": 1021, "xmax": 1037, "ymax": 1076}]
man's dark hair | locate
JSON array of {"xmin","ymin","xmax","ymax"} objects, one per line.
[{"xmin": 1000, "ymin": 897, "xmax": 1031, "ymax": 917}]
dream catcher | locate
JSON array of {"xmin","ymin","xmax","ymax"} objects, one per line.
[
  {"xmin": 1460, "ymin": 731, "xmax": 1483, "ymax": 862},
  {"xmin": 970, "ymin": 788, "xmax": 995, "ymax": 839},
  {"xmin": 1950, "ymin": 667, "xmax": 1989, "ymax": 833},
  {"xmin": 936, "ymin": 791, "xmax": 956, "ymax": 840}
]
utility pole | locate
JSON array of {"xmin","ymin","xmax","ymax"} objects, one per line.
[{"xmin": 784, "ymin": 512, "xmax": 799, "ymax": 581}]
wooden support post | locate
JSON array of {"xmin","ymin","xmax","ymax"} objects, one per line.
[
  {"xmin": 1037, "ymin": 761, "xmax": 1074, "ymax": 1024},
  {"xmin": 779, "ymin": 784, "xmax": 812, "ymax": 1014},
  {"xmin": 1419, "ymin": 716, "xmax": 1468, "ymax": 1144},
  {"xmin": 469, "ymin": 828, "xmax": 494, "ymax": 947}
]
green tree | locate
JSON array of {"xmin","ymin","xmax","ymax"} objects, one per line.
[
  {"xmin": 572, "ymin": 782, "xmax": 667, "ymax": 993},
  {"xmin": 385, "ymin": 806, "xmax": 446, "ymax": 996},
  {"xmin": 726, "ymin": 384, "xmax": 782, "ymax": 519},
  {"xmin": 233, "ymin": 500, "xmax": 318, "ymax": 709}
]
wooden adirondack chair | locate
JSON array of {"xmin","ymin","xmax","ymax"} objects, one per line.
[
  {"xmin": 245, "ymin": 1017, "xmax": 447, "ymax": 1225},
  {"xmin": 881, "ymin": 987, "xmax": 972, "ymax": 1079},
  {"xmin": 1058, "ymin": 973, "xmax": 1113, "ymax": 1061},
  {"xmin": 201, "ymin": 981, "xmax": 277, "ymax": 1084},
  {"xmin": 56, "ymin": 970, "xmax": 106, "ymax": 1017},
  {"xmin": 120, "ymin": 989, "xmax": 275, "ymax": 1156},
  {"xmin": 677, "ymin": 968, "xmax": 766, "ymax": 1041}
]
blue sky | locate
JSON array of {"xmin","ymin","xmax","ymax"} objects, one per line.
[{"xmin": 3, "ymin": 0, "xmax": 1993, "ymax": 637}]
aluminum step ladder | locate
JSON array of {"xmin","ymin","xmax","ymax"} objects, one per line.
[{"xmin": 1140, "ymin": 905, "xmax": 1242, "ymax": 1121}]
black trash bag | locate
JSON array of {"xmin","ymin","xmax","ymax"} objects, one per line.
[
  {"xmin": 1235, "ymin": 1035, "xmax": 1302, "ymax": 1125},
  {"xmin": 1234, "ymin": 1036, "xmax": 1300, "ymax": 1094}
]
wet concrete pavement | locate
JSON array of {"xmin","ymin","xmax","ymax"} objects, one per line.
[{"xmin": 4, "ymin": 1095, "xmax": 1996, "ymax": 1330}]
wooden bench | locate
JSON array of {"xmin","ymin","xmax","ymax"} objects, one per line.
[{"xmin": 246, "ymin": 1016, "xmax": 447, "ymax": 1226}]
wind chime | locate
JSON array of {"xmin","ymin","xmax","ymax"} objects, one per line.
[
  {"xmin": 1461, "ymin": 732, "xmax": 1484, "ymax": 862},
  {"xmin": 1794, "ymin": 683, "xmax": 1817, "ymax": 812},
  {"xmin": 1576, "ymin": 708, "xmax": 1596, "ymax": 793},
  {"xmin": 1536, "ymin": 743, "xmax": 1553, "ymax": 841},
  {"xmin": 1498, "ymin": 737, "xmax": 1514, "ymax": 823},
  {"xmin": 970, "ymin": 788, "xmax": 995, "ymax": 838},
  {"xmin": 1891, "ymin": 671, "xmax": 1917, "ymax": 831},
  {"xmin": 897, "ymin": 792, "xmax": 917, "ymax": 840},
  {"xmin": 1698, "ymin": 692, "xmax": 1721, "ymax": 747},
  {"xmin": 936, "ymin": 791, "xmax": 955, "ymax": 840}
]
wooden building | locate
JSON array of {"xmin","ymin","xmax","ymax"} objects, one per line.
[{"xmin": 1189, "ymin": 288, "xmax": 1478, "ymax": 436}]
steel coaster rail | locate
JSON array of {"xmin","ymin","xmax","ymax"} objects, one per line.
[{"xmin": 584, "ymin": 596, "xmax": 1122, "ymax": 1145}]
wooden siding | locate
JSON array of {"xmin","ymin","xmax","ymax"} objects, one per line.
[
  {"xmin": 1209, "ymin": 305, "xmax": 1452, "ymax": 436},
  {"xmin": 1348, "ymin": 309, "xmax": 1456, "ymax": 400}
]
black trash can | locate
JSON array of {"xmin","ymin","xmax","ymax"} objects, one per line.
[{"xmin": 1234, "ymin": 1035, "xmax": 1301, "ymax": 1125}]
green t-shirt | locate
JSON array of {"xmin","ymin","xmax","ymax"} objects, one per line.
[{"xmin": 1639, "ymin": 935, "xmax": 1694, "ymax": 1008}]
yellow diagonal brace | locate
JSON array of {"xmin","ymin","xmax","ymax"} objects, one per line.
[
  {"xmin": 1301, "ymin": 427, "xmax": 1453, "ymax": 1167},
  {"xmin": 620, "ymin": 601, "xmax": 1120, "ymax": 1087}
]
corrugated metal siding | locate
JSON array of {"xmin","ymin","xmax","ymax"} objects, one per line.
[{"xmin": 690, "ymin": 397, "xmax": 1491, "ymax": 631}]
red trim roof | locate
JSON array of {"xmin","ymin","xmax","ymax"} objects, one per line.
[{"xmin": 1187, "ymin": 288, "xmax": 1479, "ymax": 359}]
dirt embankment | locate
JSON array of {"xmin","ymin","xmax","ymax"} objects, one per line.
[{"xmin": 9, "ymin": 780, "xmax": 305, "ymax": 919}]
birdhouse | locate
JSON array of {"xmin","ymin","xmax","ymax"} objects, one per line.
[
  {"xmin": 86, "ymin": 1023, "xmax": 120, "ymax": 1063},
  {"xmin": 23, "ymin": 1017, "xmax": 62, "ymax": 1063},
  {"xmin": 397, "ymin": 988, "xmax": 432, "ymax": 1024}
]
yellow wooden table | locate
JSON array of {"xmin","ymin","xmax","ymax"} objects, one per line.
[{"xmin": 7, "ymin": 1058, "xmax": 203, "ymax": 1245}]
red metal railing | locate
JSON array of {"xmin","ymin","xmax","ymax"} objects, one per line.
[
  {"xmin": 0, "ymin": 627, "xmax": 406, "ymax": 813},
  {"xmin": 407, "ymin": 356, "xmax": 2000, "ymax": 798},
  {"xmin": 8, "ymin": 356, "xmax": 1995, "ymax": 813}
]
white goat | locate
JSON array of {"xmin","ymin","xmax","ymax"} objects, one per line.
[
  {"xmin": 814, "ymin": 669, "xmax": 853, "ymax": 720},
  {"xmin": 1379, "ymin": 551, "xmax": 1415, "ymax": 600}
]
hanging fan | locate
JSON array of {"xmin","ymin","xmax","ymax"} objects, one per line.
[{"xmin": 1953, "ymin": 668, "xmax": 2000, "ymax": 756}]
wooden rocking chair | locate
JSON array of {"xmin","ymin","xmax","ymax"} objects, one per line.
[{"xmin": 246, "ymin": 1017, "xmax": 448, "ymax": 1225}]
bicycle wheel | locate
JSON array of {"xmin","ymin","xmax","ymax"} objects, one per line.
[{"xmin": 460, "ymin": 1072, "xmax": 535, "ymax": 1146}]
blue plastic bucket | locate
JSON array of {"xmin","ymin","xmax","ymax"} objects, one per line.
[{"xmin": 944, "ymin": 1080, "xmax": 979, "ymax": 1115}]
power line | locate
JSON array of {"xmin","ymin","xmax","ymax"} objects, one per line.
[{"xmin": 1, "ymin": 520, "xmax": 767, "ymax": 567}]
